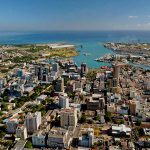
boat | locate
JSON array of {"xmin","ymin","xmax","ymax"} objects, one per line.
[{"xmin": 83, "ymin": 53, "xmax": 91, "ymax": 56}]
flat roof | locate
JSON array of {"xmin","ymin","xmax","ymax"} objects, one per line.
[
  {"xmin": 13, "ymin": 140, "xmax": 27, "ymax": 150},
  {"xmin": 37, "ymin": 94, "xmax": 47, "ymax": 99}
]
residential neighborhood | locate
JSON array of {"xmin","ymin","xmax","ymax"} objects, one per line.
[{"xmin": 0, "ymin": 53, "xmax": 149, "ymax": 149}]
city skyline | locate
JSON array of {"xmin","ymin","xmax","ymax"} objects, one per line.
[{"xmin": 1, "ymin": 0, "xmax": 150, "ymax": 31}]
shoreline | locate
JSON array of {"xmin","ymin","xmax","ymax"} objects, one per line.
[{"xmin": 101, "ymin": 42, "xmax": 150, "ymax": 70}]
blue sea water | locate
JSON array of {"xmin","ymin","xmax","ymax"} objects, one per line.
[{"xmin": 0, "ymin": 30, "xmax": 150, "ymax": 68}]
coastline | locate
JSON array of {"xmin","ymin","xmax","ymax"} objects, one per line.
[
  {"xmin": 100, "ymin": 42, "xmax": 150, "ymax": 70},
  {"xmin": 1, "ymin": 30, "xmax": 150, "ymax": 68}
]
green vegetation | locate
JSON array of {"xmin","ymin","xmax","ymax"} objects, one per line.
[
  {"xmin": 79, "ymin": 114, "xmax": 87, "ymax": 123},
  {"xmin": 86, "ymin": 69, "xmax": 97, "ymax": 81},
  {"xmin": 26, "ymin": 45, "xmax": 48, "ymax": 53},
  {"xmin": 1, "ymin": 89, "xmax": 10, "ymax": 98},
  {"xmin": 25, "ymin": 141, "xmax": 33, "ymax": 149},
  {"xmin": 113, "ymin": 119, "xmax": 124, "ymax": 125},
  {"xmin": 67, "ymin": 92, "xmax": 75, "ymax": 99},
  {"xmin": 46, "ymin": 47, "xmax": 78, "ymax": 58},
  {"xmin": 13, "ymin": 96, "xmax": 30, "ymax": 108},
  {"xmin": 135, "ymin": 127, "xmax": 144, "ymax": 137},
  {"xmin": 92, "ymin": 141, "xmax": 103, "ymax": 149},
  {"xmin": 34, "ymin": 85, "xmax": 44, "ymax": 94},
  {"xmin": 32, "ymin": 104, "xmax": 46, "ymax": 116},
  {"xmin": 94, "ymin": 115, "xmax": 100, "ymax": 121},
  {"xmin": 135, "ymin": 119, "xmax": 141, "ymax": 126},
  {"xmin": 1, "ymin": 103, "xmax": 8, "ymax": 111},
  {"xmin": 2, "ymin": 96, "xmax": 9, "ymax": 102},
  {"xmin": 45, "ymin": 98, "xmax": 54, "ymax": 104},
  {"xmin": 11, "ymin": 55, "xmax": 38, "ymax": 63},
  {"xmin": 30, "ymin": 93, "xmax": 38, "ymax": 100},
  {"xmin": 79, "ymin": 94, "xmax": 84, "ymax": 101},
  {"xmin": 51, "ymin": 116, "xmax": 60, "ymax": 127},
  {"xmin": 0, "ymin": 69, "xmax": 9, "ymax": 73},
  {"xmin": 104, "ymin": 111, "xmax": 112, "ymax": 122},
  {"xmin": 0, "ymin": 111, "xmax": 3, "ymax": 116},
  {"xmin": 0, "ymin": 126, "xmax": 6, "ymax": 138},
  {"xmin": 0, "ymin": 140, "xmax": 12, "ymax": 149}
]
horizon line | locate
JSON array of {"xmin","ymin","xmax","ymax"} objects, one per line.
[{"xmin": 1, "ymin": 29, "xmax": 150, "ymax": 32}]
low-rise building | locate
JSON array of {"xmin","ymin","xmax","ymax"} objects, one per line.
[
  {"xmin": 143, "ymin": 128, "xmax": 150, "ymax": 136},
  {"xmin": 36, "ymin": 95, "xmax": 47, "ymax": 104},
  {"xmin": 118, "ymin": 104, "xmax": 129, "ymax": 115},
  {"xmin": 16, "ymin": 124, "xmax": 27, "ymax": 139},
  {"xmin": 32, "ymin": 130, "xmax": 46, "ymax": 147},
  {"xmin": 107, "ymin": 103, "xmax": 116, "ymax": 113},
  {"xmin": 6, "ymin": 118, "xmax": 18, "ymax": 134},
  {"xmin": 111, "ymin": 124, "xmax": 131, "ymax": 137},
  {"xmin": 86, "ymin": 97, "xmax": 105, "ymax": 111},
  {"xmin": 47, "ymin": 127, "xmax": 70, "ymax": 149},
  {"xmin": 78, "ymin": 128, "xmax": 94, "ymax": 148}
]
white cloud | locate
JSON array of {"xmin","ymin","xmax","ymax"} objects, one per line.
[
  {"xmin": 137, "ymin": 23, "xmax": 150, "ymax": 28},
  {"xmin": 128, "ymin": 16, "xmax": 138, "ymax": 19}
]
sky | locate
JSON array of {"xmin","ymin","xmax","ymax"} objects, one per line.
[{"xmin": 0, "ymin": 0, "xmax": 150, "ymax": 31}]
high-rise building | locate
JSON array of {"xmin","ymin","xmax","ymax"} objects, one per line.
[
  {"xmin": 112, "ymin": 63, "xmax": 125, "ymax": 85},
  {"xmin": 35, "ymin": 65, "xmax": 42, "ymax": 80},
  {"xmin": 59, "ymin": 93, "xmax": 69, "ymax": 109},
  {"xmin": 60, "ymin": 108, "xmax": 77, "ymax": 128},
  {"xmin": 129, "ymin": 100, "xmax": 137, "ymax": 115},
  {"xmin": 25, "ymin": 112, "xmax": 41, "ymax": 133},
  {"xmin": 113, "ymin": 63, "xmax": 121, "ymax": 85},
  {"xmin": 54, "ymin": 77, "xmax": 64, "ymax": 92},
  {"xmin": 52, "ymin": 63, "xmax": 59, "ymax": 72},
  {"xmin": 35, "ymin": 65, "xmax": 50, "ymax": 81},
  {"xmin": 81, "ymin": 63, "xmax": 88, "ymax": 77},
  {"xmin": 16, "ymin": 124, "xmax": 27, "ymax": 139}
]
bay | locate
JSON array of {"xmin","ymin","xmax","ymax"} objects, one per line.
[{"xmin": 0, "ymin": 30, "xmax": 150, "ymax": 68}]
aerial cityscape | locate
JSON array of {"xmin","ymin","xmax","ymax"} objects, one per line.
[{"xmin": 0, "ymin": 0, "xmax": 150, "ymax": 150}]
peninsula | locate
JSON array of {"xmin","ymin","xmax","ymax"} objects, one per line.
[{"xmin": 0, "ymin": 43, "xmax": 78, "ymax": 77}]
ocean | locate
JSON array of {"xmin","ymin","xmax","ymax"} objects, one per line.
[{"xmin": 0, "ymin": 30, "xmax": 150, "ymax": 68}]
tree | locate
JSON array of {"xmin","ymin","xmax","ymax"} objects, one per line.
[
  {"xmin": 135, "ymin": 119, "xmax": 141, "ymax": 126},
  {"xmin": 0, "ymin": 111, "xmax": 3, "ymax": 116},
  {"xmin": 1, "ymin": 103, "xmax": 8, "ymax": 111},
  {"xmin": 94, "ymin": 115, "xmax": 100, "ymax": 121},
  {"xmin": 138, "ymin": 128, "xmax": 144, "ymax": 136},
  {"xmin": 80, "ymin": 114, "xmax": 87, "ymax": 123},
  {"xmin": 105, "ymin": 112, "xmax": 112, "ymax": 122},
  {"xmin": 30, "ymin": 93, "xmax": 38, "ymax": 100},
  {"xmin": 41, "ymin": 100, "xmax": 46, "ymax": 105},
  {"xmin": 0, "ymin": 126, "xmax": 6, "ymax": 138},
  {"xmin": 25, "ymin": 141, "xmax": 32, "ymax": 148},
  {"xmin": 2, "ymin": 89, "xmax": 10, "ymax": 98},
  {"xmin": 79, "ymin": 94, "xmax": 84, "ymax": 101},
  {"xmin": 3, "ymin": 96, "xmax": 9, "ymax": 102},
  {"xmin": 0, "ymin": 131, "xmax": 5, "ymax": 138},
  {"xmin": 86, "ymin": 70, "xmax": 97, "ymax": 81},
  {"xmin": 52, "ymin": 116, "xmax": 60, "ymax": 127},
  {"xmin": 67, "ymin": 92, "xmax": 75, "ymax": 99},
  {"xmin": 120, "ymin": 119, "xmax": 124, "ymax": 124},
  {"xmin": 46, "ymin": 98, "xmax": 54, "ymax": 104}
]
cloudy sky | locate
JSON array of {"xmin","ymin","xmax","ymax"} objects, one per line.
[{"xmin": 0, "ymin": 0, "xmax": 150, "ymax": 31}]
